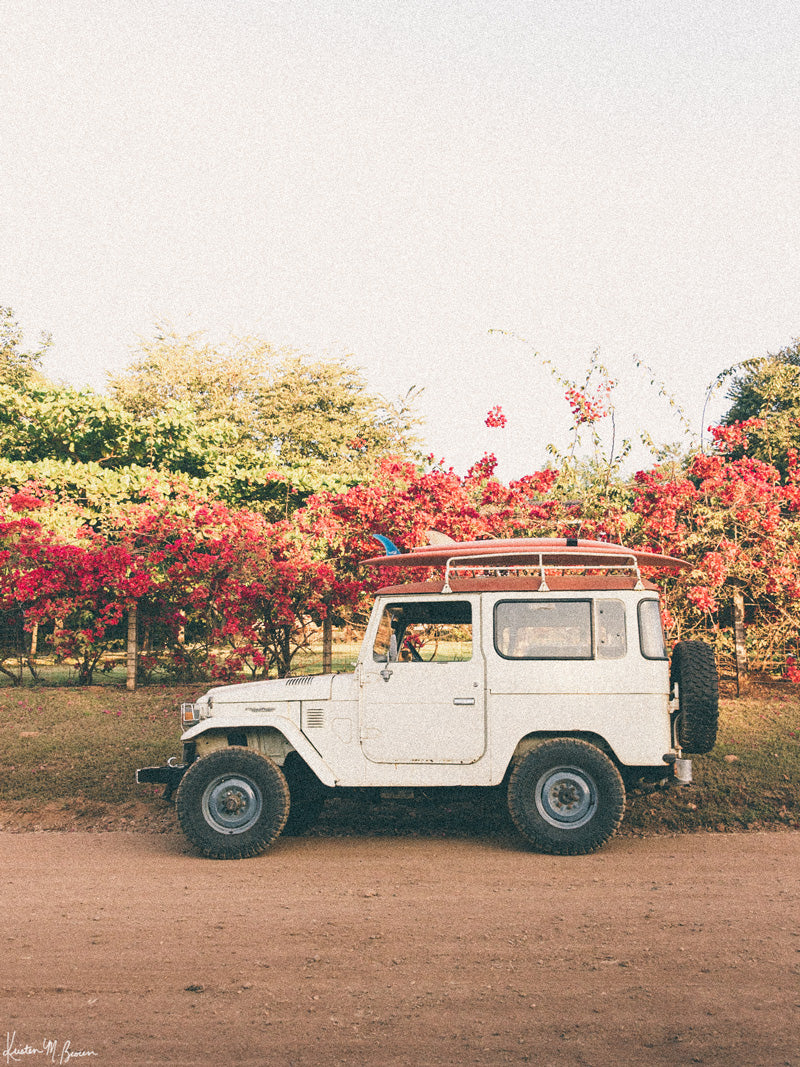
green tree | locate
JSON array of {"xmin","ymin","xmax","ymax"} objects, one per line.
[
  {"xmin": 0, "ymin": 318, "xmax": 421, "ymax": 519},
  {"xmin": 719, "ymin": 340, "xmax": 800, "ymax": 472},
  {"xmin": 108, "ymin": 326, "xmax": 271, "ymax": 429},
  {"xmin": 0, "ymin": 307, "xmax": 51, "ymax": 388},
  {"xmin": 255, "ymin": 354, "xmax": 419, "ymax": 472},
  {"xmin": 0, "ymin": 383, "xmax": 133, "ymax": 465},
  {"xmin": 0, "ymin": 380, "xmax": 245, "ymax": 479},
  {"xmin": 109, "ymin": 326, "xmax": 421, "ymax": 485}
]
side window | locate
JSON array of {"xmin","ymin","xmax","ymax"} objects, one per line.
[
  {"xmin": 372, "ymin": 607, "xmax": 395, "ymax": 662},
  {"xmin": 495, "ymin": 600, "xmax": 592, "ymax": 660},
  {"xmin": 638, "ymin": 599, "xmax": 667, "ymax": 659},
  {"xmin": 372, "ymin": 602, "xmax": 473, "ymax": 663},
  {"xmin": 596, "ymin": 600, "xmax": 626, "ymax": 659}
]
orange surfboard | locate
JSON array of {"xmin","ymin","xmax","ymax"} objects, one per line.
[{"xmin": 365, "ymin": 536, "xmax": 689, "ymax": 572}]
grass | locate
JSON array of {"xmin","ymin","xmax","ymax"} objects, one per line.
[
  {"xmin": 0, "ymin": 684, "xmax": 189, "ymax": 808},
  {"xmin": 628, "ymin": 678, "xmax": 800, "ymax": 834},
  {"xmin": 1, "ymin": 642, "xmax": 364, "ymax": 688},
  {"xmin": 0, "ymin": 676, "xmax": 797, "ymax": 834}
]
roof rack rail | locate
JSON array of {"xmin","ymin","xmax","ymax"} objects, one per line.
[{"xmin": 440, "ymin": 551, "xmax": 645, "ymax": 594}]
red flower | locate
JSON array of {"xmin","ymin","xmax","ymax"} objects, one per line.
[
  {"xmin": 484, "ymin": 405, "xmax": 507, "ymax": 429},
  {"xmin": 564, "ymin": 384, "xmax": 611, "ymax": 425},
  {"xmin": 467, "ymin": 453, "xmax": 499, "ymax": 480},
  {"xmin": 688, "ymin": 586, "xmax": 718, "ymax": 613}
]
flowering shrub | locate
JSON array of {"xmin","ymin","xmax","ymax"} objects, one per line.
[
  {"xmin": 628, "ymin": 431, "xmax": 800, "ymax": 661},
  {"xmin": 1, "ymin": 396, "xmax": 798, "ymax": 682},
  {"xmin": 0, "ymin": 483, "xmax": 360, "ymax": 683}
]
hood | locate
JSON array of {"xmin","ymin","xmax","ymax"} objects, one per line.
[{"xmin": 204, "ymin": 673, "xmax": 335, "ymax": 706}]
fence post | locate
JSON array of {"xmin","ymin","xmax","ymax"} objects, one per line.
[
  {"xmin": 26, "ymin": 618, "xmax": 39, "ymax": 682},
  {"xmin": 733, "ymin": 591, "xmax": 747, "ymax": 693},
  {"xmin": 322, "ymin": 617, "xmax": 333, "ymax": 674},
  {"xmin": 127, "ymin": 600, "xmax": 138, "ymax": 691}
]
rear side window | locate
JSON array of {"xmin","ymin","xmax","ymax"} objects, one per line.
[
  {"xmin": 596, "ymin": 600, "xmax": 626, "ymax": 659},
  {"xmin": 638, "ymin": 600, "xmax": 667, "ymax": 659},
  {"xmin": 495, "ymin": 600, "xmax": 592, "ymax": 660}
]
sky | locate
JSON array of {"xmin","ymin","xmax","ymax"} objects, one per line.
[{"xmin": 3, "ymin": 0, "xmax": 800, "ymax": 479}]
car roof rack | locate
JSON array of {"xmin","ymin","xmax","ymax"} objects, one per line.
[{"xmin": 440, "ymin": 551, "xmax": 645, "ymax": 594}]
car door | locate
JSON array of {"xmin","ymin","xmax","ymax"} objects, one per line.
[{"xmin": 360, "ymin": 596, "xmax": 485, "ymax": 764}]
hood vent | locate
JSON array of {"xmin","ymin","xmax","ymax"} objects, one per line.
[
  {"xmin": 286, "ymin": 676, "xmax": 314, "ymax": 686},
  {"xmin": 304, "ymin": 707, "xmax": 325, "ymax": 729}
]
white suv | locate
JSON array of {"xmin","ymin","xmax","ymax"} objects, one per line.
[{"xmin": 137, "ymin": 538, "xmax": 719, "ymax": 857}]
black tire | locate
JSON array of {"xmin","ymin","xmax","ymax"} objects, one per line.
[
  {"xmin": 282, "ymin": 755, "xmax": 326, "ymax": 836},
  {"xmin": 670, "ymin": 641, "xmax": 719, "ymax": 755},
  {"xmin": 507, "ymin": 739, "xmax": 626, "ymax": 855},
  {"xmin": 175, "ymin": 747, "xmax": 289, "ymax": 859}
]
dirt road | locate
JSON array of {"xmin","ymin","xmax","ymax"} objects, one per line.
[{"xmin": 2, "ymin": 828, "xmax": 799, "ymax": 1066}]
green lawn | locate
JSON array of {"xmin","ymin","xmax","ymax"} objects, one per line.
[
  {"xmin": 0, "ymin": 678, "xmax": 797, "ymax": 834},
  {"xmin": 630, "ymin": 680, "xmax": 800, "ymax": 833}
]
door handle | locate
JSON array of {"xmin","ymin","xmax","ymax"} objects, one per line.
[{"xmin": 453, "ymin": 697, "xmax": 475, "ymax": 706}]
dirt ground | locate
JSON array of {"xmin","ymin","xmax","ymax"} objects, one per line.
[{"xmin": 2, "ymin": 817, "xmax": 799, "ymax": 1067}]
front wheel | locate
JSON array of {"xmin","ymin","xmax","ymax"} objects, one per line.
[
  {"xmin": 507, "ymin": 739, "xmax": 625, "ymax": 855},
  {"xmin": 175, "ymin": 747, "xmax": 290, "ymax": 859}
]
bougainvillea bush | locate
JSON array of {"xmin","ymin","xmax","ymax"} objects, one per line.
[
  {"xmin": 0, "ymin": 484, "xmax": 360, "ymax": 684},
  {"xmin": 629, "ymin": 425, "xmax": 800, "ymax": 664},
  {"xmin": 295, "ymin": 380, "xmax": 800, "ymax": 676},
  {"xmin": 0, "ymin": 384, "xmax": 798, "ymax": 683}
]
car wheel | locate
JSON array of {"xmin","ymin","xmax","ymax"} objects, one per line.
[
  {"xmin": 176, "ymin": 747, "xmax": 289, "ymax": 859},
  {"xmin": 507, "ymin": 738, "xmax": 625, "ymax": 855},
  {"xmin": 670, "ymin": 641, "xmax": 719, "ymax": 755}
]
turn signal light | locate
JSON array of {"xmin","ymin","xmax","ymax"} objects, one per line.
[{"xmin": 181, "ymin": 703, "xmax": 200, "ymax": 726}]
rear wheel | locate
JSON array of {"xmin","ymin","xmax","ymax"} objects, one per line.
[
  {"xmin": 507, "ymin": 739, "xmax": 625, "ymax": 855},
  {"xmin": 176, "ymin": 747, "xmax": 289, "ymax": 859}
]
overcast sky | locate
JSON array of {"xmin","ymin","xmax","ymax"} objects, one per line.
[{"xmin": 3, "ymin": 0, "xmax": 799, "ymax": 477}]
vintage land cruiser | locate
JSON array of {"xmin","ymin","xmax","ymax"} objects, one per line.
[{"xmin": 137, "ymin": 536, "xmax": 719, "ymax": 858}]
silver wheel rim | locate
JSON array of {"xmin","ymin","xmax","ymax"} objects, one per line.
[
  {"xmin": 202, "ymin": 774, "xmax": 263, "ymax": 835},
  {"xmin": 535, "ymin": 766, "xmax": 598, "ymax": 829}
]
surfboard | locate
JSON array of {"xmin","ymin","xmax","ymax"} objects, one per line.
[{"xmin": 364, "ymin": 536, "xmax": 689, "ymax": 572}]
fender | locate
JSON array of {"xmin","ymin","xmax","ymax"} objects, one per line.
[{"xmin": 182, "ymin": 713, "xmax": 338, "ymax": 788}]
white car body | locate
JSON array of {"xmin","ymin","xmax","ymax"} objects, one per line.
[{"xmin": 180, "ymin": 578, "xmax": 676, "ymax": 785}]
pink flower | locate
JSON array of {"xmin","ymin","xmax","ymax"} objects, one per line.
[
  {"xmin": 564, "ymin": 385, "xmax": 611, "ymax": 425},
  {"xmin": 688, "ymin": 586, "xmax": 718, "ymax": 613}
]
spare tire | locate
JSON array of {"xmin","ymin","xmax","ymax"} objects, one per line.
[{"xmin": 670, "ymin": 641, "xmax": 719, "ymax": 754}]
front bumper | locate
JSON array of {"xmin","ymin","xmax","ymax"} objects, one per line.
[{"xmin": 136, "ymin": 760, "xmax": 189, "ymax": 799}]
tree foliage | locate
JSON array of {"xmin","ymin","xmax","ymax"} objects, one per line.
[
  {"xmin": 0, "ymin": 316, "xmax": 422, "ymax": 519},
  {"xmin": 109, "ymin": 325, "xmax": 421, "ymax": 488},
  {"xmin": 719, "ymin": 340, "xmax": 800, "ymax": 473},
  {"xmin": 0, "ymin": 307, "xmax": 51, "ymax": 389}
]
